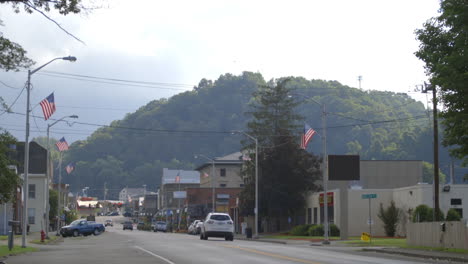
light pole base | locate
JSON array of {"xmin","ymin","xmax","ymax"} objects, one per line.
[{"xmin": 322, "ymin": 239, "xmax": 330, "ymax": 245}]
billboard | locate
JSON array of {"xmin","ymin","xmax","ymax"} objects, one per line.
[
  {"xmin": 328, "ymin": 155, "xmax": 360, "ymax": 181},
  {"xmin": 173, "ymin": 191, "xmax": 187, "ymax": 199}
]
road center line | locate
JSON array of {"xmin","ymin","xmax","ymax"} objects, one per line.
[
  {"xmin": 221, "ymin": 244, "xmax": 323, "ymax": 264},
  {"xmin": 134, "ymin": 246, "xmax": 176, "ymax": 264}
]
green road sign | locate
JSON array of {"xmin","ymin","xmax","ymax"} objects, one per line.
[{"xmin": 362, "ymin": 194, "xmax": 377, "ymax": 199}]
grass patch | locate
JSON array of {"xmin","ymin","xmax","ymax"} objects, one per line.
[
  {"xmin": 0, "ymin": 245, "xmax": 38, "ymax": 257},
  {"xmin": 0, "ymin": 235, "xmax": 21, "ymax": 241},
  {"xmin": 30, "ymin": 235, "xmax": 61, "ymax": 245},
  {"xmin": 341, "ymin": 238, "xmax": 468, "ymax": 254},
  {"xmin": 341, "ymin": 237, "xmax": 407, "ymax": 247}
]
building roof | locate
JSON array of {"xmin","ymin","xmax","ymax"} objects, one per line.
[
  {"xmin": 195, "ymin": 151, "xmax": 245, "ymax": 171},
  {"xmin": 162, "ymin": 168, "xmax": 200, "ymax": 184},
  {"xmin": 121, "ymin": 188, "xmax": 146, "ymax": 197}
]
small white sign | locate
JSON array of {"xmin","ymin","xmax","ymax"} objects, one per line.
[
  {"xmin": 367, "ymin": 219, "xmax": 374, "ymax": 225},
  {"xmin": 173, "ymin": 191, "xmax": 187, "ymax": 199}
]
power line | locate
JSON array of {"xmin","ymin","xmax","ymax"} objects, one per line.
[
  {"xmin": 0, "ymin": 80, "xmax": 21, "ymax": 90},
  {"xmin": 4, "ymin": 110, "xmax": 430, "ymax": 137}
]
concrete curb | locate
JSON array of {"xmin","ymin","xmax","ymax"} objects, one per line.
[
  {"xmin": 362, "ymin": 248, "xmax": 468, "ymax": 263},
  {"xmin": 234, "ymin": 237, "xmax": 287, "ymax": 244}
]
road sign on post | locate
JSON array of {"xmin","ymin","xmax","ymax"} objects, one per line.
[{"xmin": 361, "ymin": 193, "xmax": 377, "ymax": 244}]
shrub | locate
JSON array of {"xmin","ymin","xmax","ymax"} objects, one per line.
[
  {"xmin": 329, "ymin": 224, "xmax": 340, "ymax": 236},
  {"xmin": 308, "ymin": 225, "xmax": 323, "ymax": 236},
  {"xmin": 427, "ymin": 207, "xmax": 445, "ymax": 221},
  {"xmin": 412, "ymin": 204, "xmax": 431, "ymax": 222},
  {"xmin": 377, "ymin": 201, "xmax": 401, "ymax": 237},
  {"xmin": 446, "ymin": 209, "xmax": 461, "ymax": 221},
  {"xmin": 290, "ymin": 224, "xmax": 311, "ymax": 236}
]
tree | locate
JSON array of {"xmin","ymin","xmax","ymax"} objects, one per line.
[
  {"xmin": 415, "ymin": 0, "xmax": 468, "ymax": 165},
  {"xmin": 0, "ymin": 0, "xmax": 89, "ymax": 71},
  {"xmin": 377, "ymin": 201, "xmax": 401, "ymax": 237},
  {"xmin": 422, "ymin": 161, "xmax": 447, "ymax": 184},
  {"xmin": 0, "ymin": 130, "xmax": 21, "ymax": 203},
  {"xmin": 49, "ymin": 189, "xmax": 58, "ymax": 222},
  {"xmin": 239, "ymin": 79, "xmax": 321, "ymax": 223},
  {"xmin": 412, "ymin": 204, "xmax": 431, "ymax": 222}
]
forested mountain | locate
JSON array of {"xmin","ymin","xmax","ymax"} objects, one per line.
[{"xmin": 50, "ymin": 72, "xmax": 453, "ymax": 199}]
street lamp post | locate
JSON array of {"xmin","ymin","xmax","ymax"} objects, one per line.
[
  {"xmin": 22, "ymin": 56, "xmax": 77, "ymax": 247},
  {"xmin": 233, "ymin": 131, "xmax": 258, "ymax": 239},
  {"xmin": 46, "ymin": 115, "xmax": 78, "ymax": 238},
  {"xmin": 195, "ymin": 154, "xmax": 215, "ymax": 212}
]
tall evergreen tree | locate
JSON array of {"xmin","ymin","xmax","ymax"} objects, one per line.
[{"xmin": 239, "ymin": 79, "xmax": 321, "ymax": 222}]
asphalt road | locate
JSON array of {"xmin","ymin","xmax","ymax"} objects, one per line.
[{"xmin": 4, "ymin": 217, "xmax": 463, "ymax": 264}]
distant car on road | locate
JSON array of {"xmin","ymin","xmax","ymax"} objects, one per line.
[
  {"xmin": 105, "ymin": 219, "xmax": 113, "ymax": 227},
  {"xmin": 137, "ymin": 222, "xmax": 145, "ymax": 230},
  {"xmin": 200, "ymin": 213, "xmax": 234, "ymax": 241},
  {"xmin": 60, "ymin": 219, "xmax": 105, "ymax": 237},
  {"xmin": 123, "ymin": 212, "xmax": 132, "ymax": 217},
  {"xmin": 123, "ymin": 221, "xmax": 133, "ymax": 231},
  {"xmin": 109, "ymin": 211, "xmax": 119, "ymax": 216},
  {"xmin": 195, "ymin": 221, "xmax": 204, "ymax": 235},
  {"xmin": 153, "ymin": 221, "xmax": 167, "ymax": 232}
]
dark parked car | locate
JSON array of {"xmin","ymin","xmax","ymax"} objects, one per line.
[
  {"xmin": 60, "ymin": 219, "xmax": 105, "ymax": 237},
  {"xmin": 137, "ymin": 222, "xmax": 145, "ymax": 230},
  {"xmin": 123, "ymin": 221, "xmax": 133, "ymax": 230},
  {"xmin": 123, "ymin": 212, "xmax": 132, "ymax": 217}
]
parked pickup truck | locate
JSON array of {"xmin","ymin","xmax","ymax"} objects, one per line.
[{"xmin": 60, "ymin": 219, "xmax": 105, "ymax": 237}]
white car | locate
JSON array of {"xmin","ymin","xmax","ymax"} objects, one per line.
[
  {"xmin": 188, "ymin": 220, "xmax": 200, "ymax": 235},
  {"xmin": 200, "ymin": 213, "xmax": 234, "ymax": 241}
]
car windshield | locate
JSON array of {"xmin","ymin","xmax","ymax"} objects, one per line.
[
  {"xmin": 69, "ymin": 220, "xmax": 82, "ymax": 226},
  {"xmin": 210, "ymin": 215, "xmax": 230, "ymax": 221}
]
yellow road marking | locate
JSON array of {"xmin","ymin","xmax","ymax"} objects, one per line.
[{"xmin": 221, "ymin": 244, "xmax": 323, "ymax": 264}]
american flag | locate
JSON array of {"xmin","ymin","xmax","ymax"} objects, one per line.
[
  {"xmin": 55, "ymin": 137, "xmax": 69, "ymax": 152},
  {"xmin": 40, "ymin": 93, "xmax": 56, "ymax": 120},
  {"xmin": 175, "ymin": 175, "xmax": 180, "ymax": 183},
  {"xmin": 300, "ymin": 123, "xmax": 316, "ymax": 149},
  {"xmin": 65, "ymin": 162, "xmax": 75, "ymax": 174},
  {"xmin": 202, "ymin": 172, "xmax": 209, "ymax": 178}
]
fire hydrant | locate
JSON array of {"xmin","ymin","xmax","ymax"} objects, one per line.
[{"xmin": 40, "ymin": 230, "xmax": 46, "ymax": 242}]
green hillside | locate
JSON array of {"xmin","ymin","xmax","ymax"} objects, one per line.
[{"xmin": 54, "ymin": 72, "xmax": 449, "ymax": 199}]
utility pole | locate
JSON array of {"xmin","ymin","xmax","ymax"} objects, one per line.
[
  {"xmin": 422, "ymin": 82, "xmax": 440, "ymax": 220},
  {"xmin": 358, "ymin": 76, "xmax": 362, "ymax": 89}
]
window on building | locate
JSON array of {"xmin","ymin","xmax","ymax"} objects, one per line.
[
  {"xmin": 28, "ymin": 208, "xmax": 35, "ymax": 224},
  {"xmin": 451, "ymin": 198, "xmax": 462, "ymax": 205},
  {"xmin": 220, "ymin": 168, "xmax": 226, "ymax": 177},
  {"xmin": 319, "ymin": 206, "xmax": 334, "ymax": 224},
  {"xmin": 307, "ymin": 208, "xmax": 312, "ymax": 224},
  {"xmin": 28, "ymin": 184, "xmax": 35, "ymax": 199},
  {"xmin": 313, "ymin": 207, "xmax": 317, "ymax": 224},
  {"xmin": 220, "ymin": 184, "xmax": 226, "ymax": 188}
]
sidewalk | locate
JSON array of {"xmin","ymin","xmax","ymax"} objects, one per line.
[
  {"xmin": 0, "ymin": 232, "xmax": 55, "ymax": 247},
  {"xmin": 235, "ymin": 234, "xmax": 468, "ymax": 263},
  {"xmin": 362, "ymin": 247, "xmax": 468, "ymax": 263}
]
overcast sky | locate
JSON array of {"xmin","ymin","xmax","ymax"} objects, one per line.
[{"xmin": 0, "ymin": 0, "xmax": 440, "ymax": 144}]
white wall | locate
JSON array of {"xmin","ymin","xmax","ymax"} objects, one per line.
[
  {"xmin": 27, "ymin": 174, "xmax": 47, "ymax": 232},
  {"xmin": 306, "ymin": 184, "xmax": 468, "ymax": 237}
]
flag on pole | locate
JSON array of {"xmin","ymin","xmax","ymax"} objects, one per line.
[
  {"xmin": 300, "ymin": 123, "xmax": 316, "ymax": 149},
  {"xmin": 39, "ymin": 93, "xmax": 56, "ymax": 120},
  {"xmin": 175, "ymin": 175, "xmax": 180, "ymax": 183},
  {"xmin": 55, "ymin": 137, "xmax": 69, "ymax": 152},
  {"xmin": 65, "ymin": 162, "xmax": 75, "ymax": 174},
  {"xmin": 202, "ymin": 172, "xmax": 209, "ymax": 178}
]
